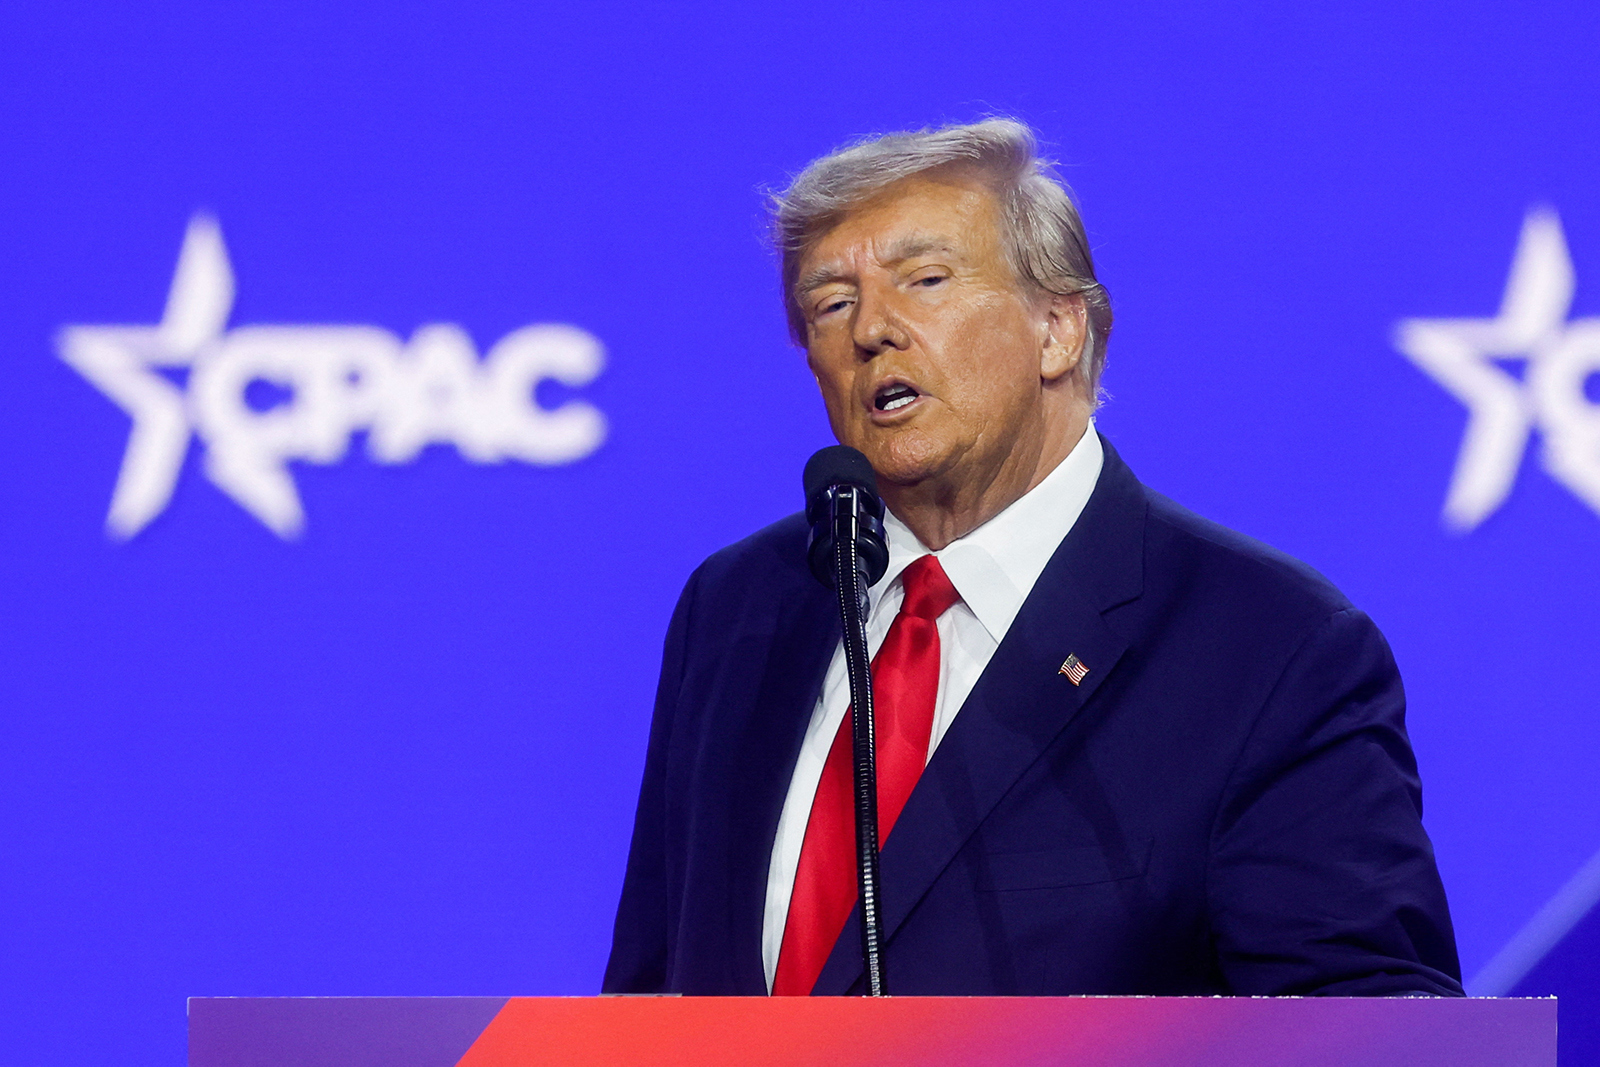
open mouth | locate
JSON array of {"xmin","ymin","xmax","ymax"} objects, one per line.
[{"xmin": 874, "ymin": 383, "xmax": 920, "ymax": 412}]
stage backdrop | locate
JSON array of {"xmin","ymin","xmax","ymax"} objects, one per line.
[{"xmin": 1, "ymin": 2, "xmax": 1596, "ymax": 1064}]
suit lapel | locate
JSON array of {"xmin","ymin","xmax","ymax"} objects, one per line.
[
  {"xmin": 724, "ymin": 577, "xmax": 839, "ymax": 994},
  {"xmin": 814, "ymin": 434, "xmax": 1147, "ymax": 995}
]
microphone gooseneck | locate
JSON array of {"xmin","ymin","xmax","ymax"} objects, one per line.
[{"xmin": 803, "ymin": 444, "xmax": 889, "ymax": 997}]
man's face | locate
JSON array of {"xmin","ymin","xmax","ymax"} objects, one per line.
[{"xmin": 796, "ymin": 175, "xmax": 1074, "ymax": 494}]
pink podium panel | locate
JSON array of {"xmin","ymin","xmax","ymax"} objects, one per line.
[{"xmin": 188, "ymin": 994, "xmax": 1555, "ymax": 1067}]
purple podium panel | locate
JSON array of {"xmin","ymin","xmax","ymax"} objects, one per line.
[
  {"xmin": 188, "ymin": 995, "xmax": 1555, "ymax": 1067},
  {"xmin": 187, "ymin": 997, "xmax": 508, "ymax": 1067}
]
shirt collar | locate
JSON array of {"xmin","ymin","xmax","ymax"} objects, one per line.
[{"xmin": 874, "ymin": 423, "xmax": 1105, "ymax": 641}]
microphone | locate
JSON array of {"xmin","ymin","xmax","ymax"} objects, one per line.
[
  {"xmin": 803, "ymin": 445, "xmax": 889, "ymax": 589},
  {"xmin": 802, "ymin": 444, "xmax": 889, "ymax": 996}
]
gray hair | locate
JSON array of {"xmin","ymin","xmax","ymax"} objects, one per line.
[{"xmin": 772, "ymin": 118, "xmax": 1113, "ymax": 398}]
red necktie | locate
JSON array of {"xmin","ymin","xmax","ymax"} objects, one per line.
[{"xmin": 773, "ymin": 554, "xmax": 961, "ymax": 996}]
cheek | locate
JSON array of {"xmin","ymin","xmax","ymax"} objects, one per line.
[
  {"xmin": 941, "ymin": 308, "xmax": 1038, "ymax": 411},
  {"xmin": 806, "ymin": 348, "xmax": 855, "ymax": 410}
]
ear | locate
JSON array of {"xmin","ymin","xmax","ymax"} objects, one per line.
[{"xmin": 1039, "ymin": 292, "xmax": 1088, "ymax": 382}]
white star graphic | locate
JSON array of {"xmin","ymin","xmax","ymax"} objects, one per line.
[
  {"xmin": 58, "ymin": 215, "xmax": 235, "ymax": 538},
  {"xmin": 1396, "ymin": 208, "xmax": 1600, "ymax": 531}
]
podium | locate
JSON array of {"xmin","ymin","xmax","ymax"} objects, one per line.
[{"xmin": 188, "ymin": 995, "xmax": 1555, "ymax": 1066}]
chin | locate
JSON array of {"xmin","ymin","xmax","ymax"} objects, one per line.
[{"xmin": 855, "ymin": 430, "xmax": 952, "ymax": 489}]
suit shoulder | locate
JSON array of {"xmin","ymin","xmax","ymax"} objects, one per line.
[
  {"xmin": 1141, "ymin": 488, "xmax": 1353, "ymax": 623},
  {"xmin": 689, "ymin": 511, "xmax": 813, "ymax": 593}
]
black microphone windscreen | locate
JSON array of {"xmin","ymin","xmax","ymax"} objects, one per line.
[{"xmin": 803, "ymin": 445, "xmax": 879, "ymax": 505}]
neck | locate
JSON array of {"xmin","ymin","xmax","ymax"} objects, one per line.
[{"xmin": 882, "ymin": 404, "xmax": 1091, "ymax": 551}]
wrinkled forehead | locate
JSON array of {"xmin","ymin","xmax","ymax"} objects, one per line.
[{"xmin": 794, "ymin": 176, "xmax": 1008, "ymax": 289}]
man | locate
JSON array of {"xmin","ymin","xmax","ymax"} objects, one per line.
[{"xmin": 604, "ymin": 119, "xmax": 1462, "ymax": 997}]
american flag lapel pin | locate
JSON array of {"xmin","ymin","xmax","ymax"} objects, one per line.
[{"xmin": 1059, "ymin": 653, "xmax": 1089, "ymax": 685}]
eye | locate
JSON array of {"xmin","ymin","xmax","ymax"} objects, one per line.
[
  {"xmin": 815, "ymin": 296, "xmax": 853, "ymax": 318},
  {"xmin": 912, "ymin": 274, "xmax": 947, "ymax": 288}
]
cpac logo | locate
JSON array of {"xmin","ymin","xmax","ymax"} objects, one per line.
[
  {"xmin": 59, "ymin": 215, "xmax": 607, "ymax": 539},
  {"xmin": 1397, "ymin": 208, "xmax": 1600, "ymax": 531}
]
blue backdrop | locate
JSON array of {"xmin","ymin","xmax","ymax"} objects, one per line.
[{"xmin": 2, "ymin": 2, "xmax": 1597, "ymax": 1063}]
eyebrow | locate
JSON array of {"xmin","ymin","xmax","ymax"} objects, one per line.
[
  {"xmin": 883, "ymin": 235, "xmax": 956, "ymax": 262},
  {"xmin": 796, "ymin": 234, "xmax": 958, "ymax": 298}
]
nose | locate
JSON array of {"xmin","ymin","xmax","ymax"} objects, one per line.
[{"xmin": 851, "ymin": 286, "xmax": 909, "ymax": 359}]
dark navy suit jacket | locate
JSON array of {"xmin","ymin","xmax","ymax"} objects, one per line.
[{"xmin": 604, "ymin": 437, "xmax": 1463, "ymax": 996}]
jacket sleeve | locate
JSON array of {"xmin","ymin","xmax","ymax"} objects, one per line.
[
  {"xmin": 1207, "ymin": 607, "xmax": 1464, "ymax": 996},
  {"xmin": 600, "ymin": 569, "xmax": 698, "ymax": 993}
]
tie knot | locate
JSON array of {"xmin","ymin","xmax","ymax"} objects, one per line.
[{"xmin": 897, "ymin": 555, "xmax": 960, "ymax": 621}]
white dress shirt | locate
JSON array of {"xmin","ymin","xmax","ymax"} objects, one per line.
[{"xmin": 760, "ymin": 424, "xmax": 1105, "ymax": 990}]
